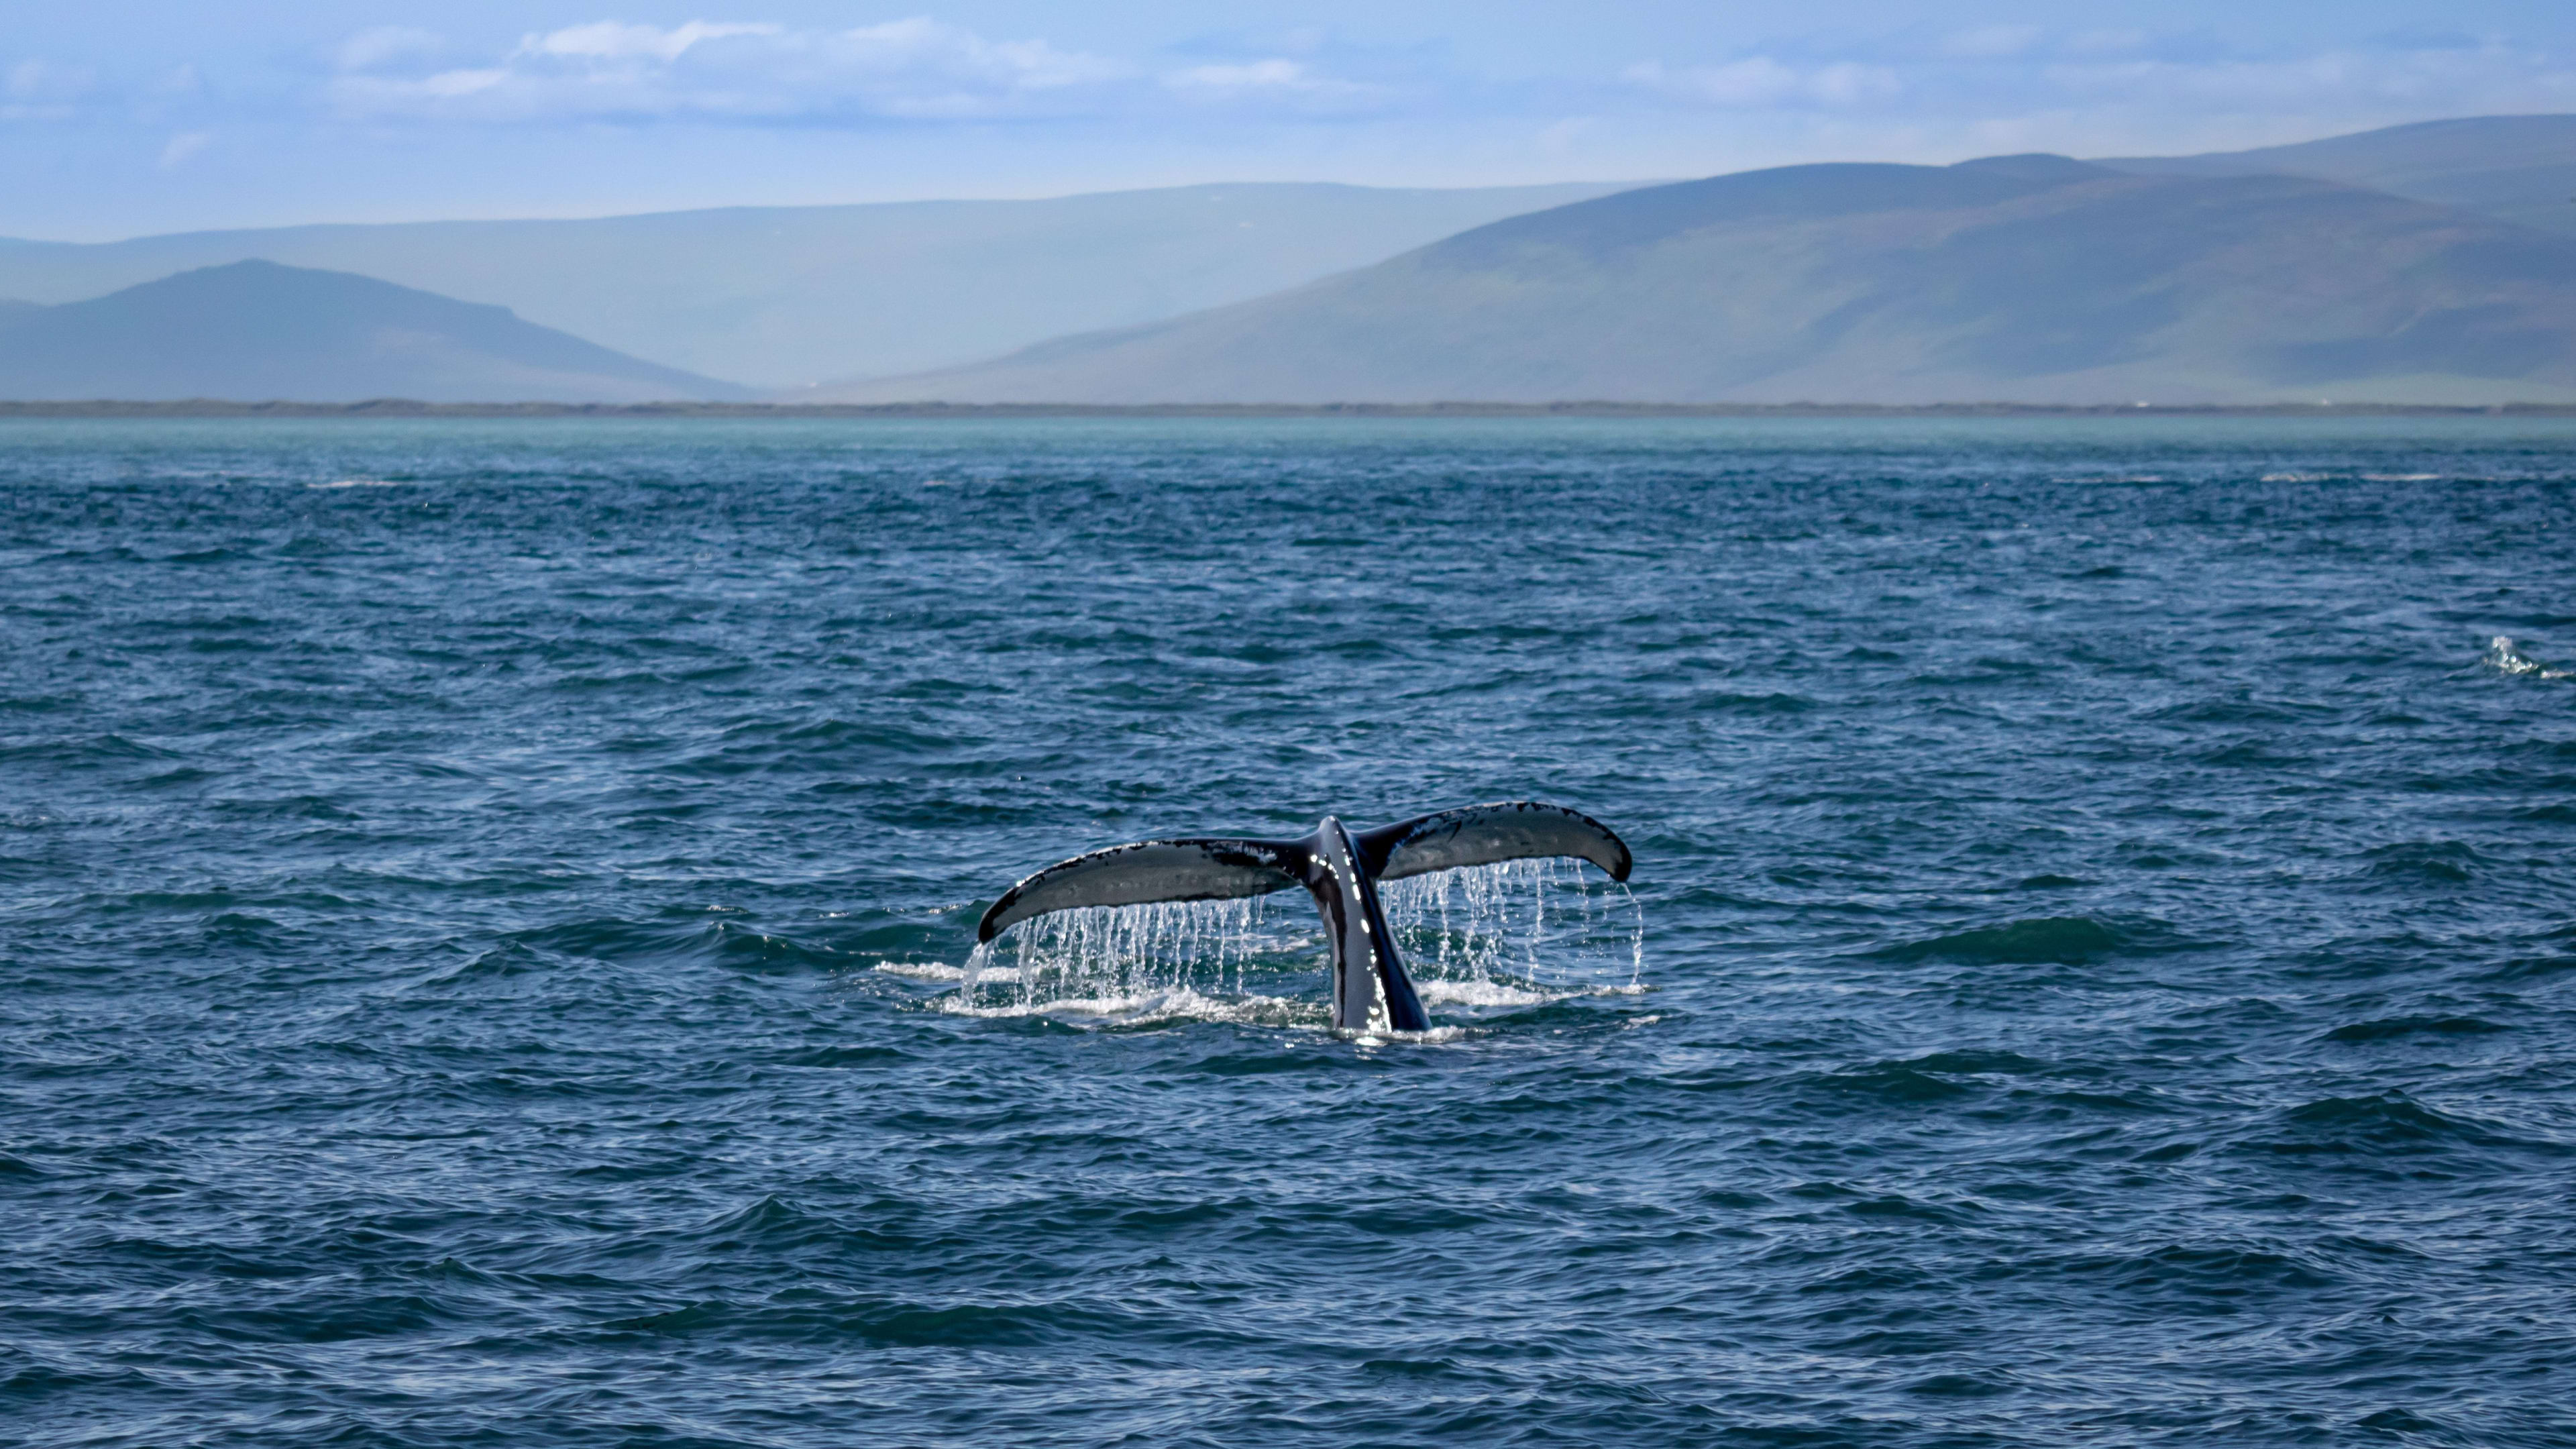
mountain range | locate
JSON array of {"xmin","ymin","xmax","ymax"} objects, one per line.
[
  {"xmin": 821, "ymin": 151, "xmax": 2576, "ymax": 405},
  {"xmin": 0, "ymin": 262, "xmax": 743, "ymax": 403},
  {"xmin": 3, "ymin": 114, "xmax": 2573, "ymax": 405},
  {"xmin": 2100, "ymin": 113, "xmax": 2576, "ymax": 237},
  {"xmin": 0, "ymin": 182, "xmax": 1635, "ymax": 390}
]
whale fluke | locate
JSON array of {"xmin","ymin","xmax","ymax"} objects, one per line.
[
  {"xmin": 975, "ymin": 838, "xmax": 1306, "ymax": 943},
  {"xmin": 975, "ymin": 802, "xmax": 1632, "ymax": 1030},
  {"xmin": 1358, "ymin": 802, "xmax": 1631, "ymax": 884}
]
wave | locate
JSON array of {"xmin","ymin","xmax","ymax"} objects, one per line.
[
  {"xmin": 1874, "ymin": 916, "xmax": 2124, "ymax": 965},
  {"xmin": 2239, "ymin": 1091, "xmax": 2551, "ymax": 1157},
  {"xmin": 589, "ymin": 1290, "xmax": 1195, "ymax": 1350},
  {"xmin": 486, "ymin": 915, "xmax": 854, "ymax": 975},
  {"xmin": 2355, "ymin": 841, "xmax": 2481, "ymax": 883},
  {"xmin": 2322, "ymin": 1016, "xmax": 2508, "ymax": 1043}
]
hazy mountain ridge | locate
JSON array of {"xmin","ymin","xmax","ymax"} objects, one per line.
[
  {"xmin": 5, "ymin": 116, "xmax": 2573, "ymax": 406},
  {"xmin": 0, "ymin": 261, "xmax": 748, "ymax": 403},
  {"xmin": 2097, "ymin": 114, "xmax": 2576, "ymax": 236},
  {"xmin": 0, "ymin": 182, "xmax": 1640, "ymax": 389},
  {"xmin": 816, "ymin": 154, "xmax": 2576, "ymax": 406}
]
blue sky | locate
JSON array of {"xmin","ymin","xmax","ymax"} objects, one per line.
[{"xmin": 8, "ymin": 1, "xmax": 2575, "ymax": 239}]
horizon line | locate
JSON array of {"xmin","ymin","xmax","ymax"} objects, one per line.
[{"xmin": 5, "ymin": 400, "xmax": 2573, "ymax": 419}]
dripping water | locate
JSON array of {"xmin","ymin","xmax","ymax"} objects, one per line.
[
  {"xmin": 951, "ymin": 861, "xmax": 1646, "ymax": 1026},
  {"xmin": 1379, "ymin": 859, "xmax": 1646, "ymax": 1007}
]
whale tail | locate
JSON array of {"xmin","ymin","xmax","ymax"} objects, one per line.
[
  {"xmin": 1356, "ymin": 802, "xmax": 1631, "ymax": 884},
  {"xmin": 975, "ymin": 804, "xmax": 1631, "ymax": 1028},
  {"xmin": 975, "ymin": 837, "xmax": 1309, "ymax": 943}
]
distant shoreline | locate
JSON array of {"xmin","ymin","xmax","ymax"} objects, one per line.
[{"xmin": 4, "ymin": 399, "xmax": 2575, "ymax": 419}]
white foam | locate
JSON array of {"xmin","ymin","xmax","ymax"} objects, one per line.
[
  {"xmin": 873, "ymin": 961, "xmax": 973, "ymax": 982},
  {"xmin": 1417, "ymin": 977, "xmax": 1559, "ymax": 1008},
  {"xmin": 307, "ymin": 478, "xmax": 401, "ymax": 489},
  {"xmin": 1352, "ymin": 1024, "xmax": 1474, "ymax": 1045},
  {"xmin": 938, "ymin": 984, "xmax": 1318, "ymax": 1028},
  {"xmin": 2485, "ymin": 636, "xmax": 2573, "ymax": 680}
]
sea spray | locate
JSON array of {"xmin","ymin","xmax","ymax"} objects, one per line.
[
  {"xmin": 2484, "ymin": 635, "xmax": 2572, "ymax": 679},
  {"xmin": 950, "ymin": 860, "xmax": 1645, "ymax": 1024}
]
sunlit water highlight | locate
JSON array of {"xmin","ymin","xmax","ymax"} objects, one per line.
[{"xmin": 4, "ymin": 416, "xmax": 2575, "ymax": 1448}]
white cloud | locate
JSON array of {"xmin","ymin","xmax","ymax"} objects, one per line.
[
  {"xmin": 517, "ymin": 21, "xmax": 780, "ymax": 63},
  {"xmin": 1627, "ymin": 58, "xmax": 1900, "ymax": 109},
  {"xmin": 2035, "ymin": 42, "xmax": 2576, "ymax": 112},
  {"xmin": 330, "ymin": 16, "xmax": 1133, "ymax": 124},
  {"xmin": 1160, "ymin": 56, "xmax": 1391, "ymax": 113},
  {"xmin": 1166, "ymin": 59, "xmax": 1313, "ymax": 93},
  {"xmin": 1626, "ymin": 30, "xmax": 2576, "ymax": 129},
  {"xmin": 7, "ymin": 59, "xmax": 95, "ymax": 101},
  {"xmin": 2, "ymin": 58, "xmax": 97, "ymax": 120},
  {"xmin": 337, "ymin": 27, "xmax": 445, "ymax": 73},
  {"xmin": 1941, "ymin": 25, "xmax": 2043, "ymax": 60},
  {"xmin": 2063, "ymin": 30, "xmax": 2152, "ymax": 58},
  {"xmin": 1536, "ymin": 115, "xmax": 1597, "ymax": 157},
  {"xmin": 159, "ymin": 129, "xmax": 211, "ymax": 168}
]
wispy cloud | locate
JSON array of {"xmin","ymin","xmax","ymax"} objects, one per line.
[
  {"xmin": 1625, "ymin": 28, "xmax": 2576, "ymax": 123},
  {"xmin": 519, "ymin": 21, "xmax": 783, "ymax": 64},
  {"xmin": 158, "ymin": 129, "xmax": 211, "ymax": 167},
  {"xmin": 3, "ymin": 58, "xmax": 99, "ymax": 120},
  {"xmin": 1161, "ymin": 58, "xmax": 1395, "ymax": 115},
  {"xmin": 336, "ymin": 28, "xmax": 445, "ymax": 73},
  {"xmin": 1625, "ymin": 58, "xmax": 1900, "ymax": 109},
  {"xmin": 329, "ymin": 17, "xmax": 1136, "ymax": 124},
  {"xmin": 317, "ymin": 15, "xmax": 1455, "ymax": 127},
  {"xmin": 2032, "ymin": 44, "xmax": 2576, "ymax": 111},
  {"xmin": 278, "ymin": 16, "xmax": 2576, "ymax": 148}
]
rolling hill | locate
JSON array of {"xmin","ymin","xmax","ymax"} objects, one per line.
[
  {"xmin": 0, "ymin": 260, "xmax": 747, "ymax": 402},
  {"xmin": 2100, "ymin": 113, "xmax": 2576, "ymax": 237},
  {"xmin": 0, "ymin": 182, "xmax": 1639, "ymax": 391},
  {"xmin": 813, "ymin": 154, "xmax": 2576, "ymax": 406}
]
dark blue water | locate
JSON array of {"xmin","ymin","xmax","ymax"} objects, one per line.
[{"xmin": 5, "ymin": 416, "xmax": 2575, "ymax": 1448}]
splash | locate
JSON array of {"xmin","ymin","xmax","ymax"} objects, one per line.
[
  {"xmin": 947, "ymin": 894, "xmax": 1315, "ymax": 1025},
  {"xmin": 1378, "ymin": 857, "xmax": 1645, "ymax": 996},
  {"xmin": 2484, "ymin": 636, "xmax": 2571, "ymax": 680},
  {"xmin": 947, "ymin": 860, "xmax": 1645, "ymax": 1028}
]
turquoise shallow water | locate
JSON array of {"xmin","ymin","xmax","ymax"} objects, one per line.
[{"xmin": 3, "ymin": 416, "xmax": 2574, "ymax": 1447}]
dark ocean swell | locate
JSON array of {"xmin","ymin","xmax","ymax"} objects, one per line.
[{"xmin": 3, "ymin": 415, "xmax": 2574, "ymax": 1447}]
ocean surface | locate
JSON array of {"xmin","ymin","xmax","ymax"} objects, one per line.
[{"xmin": 3, "ymin": 415, "xmax": 2573, "ymax": 1448}]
